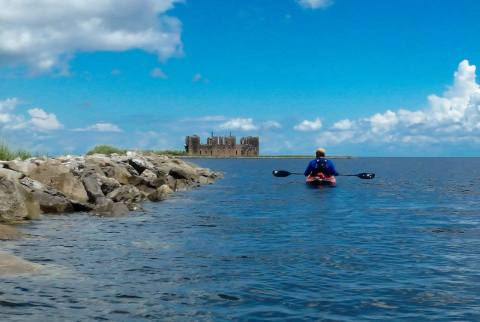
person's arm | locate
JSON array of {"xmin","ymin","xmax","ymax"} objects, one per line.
[
  {"xmin": 327, "ymin": 160, "xmax": 339, "ymax": 176},
  {"xmin": 304, "ymin": 161, "xmax": 314, "ymax": 176}
]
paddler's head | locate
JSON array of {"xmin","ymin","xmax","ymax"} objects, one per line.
[{"xmin": 316, "ymin": 148, "xmax": 326, "ymax": 158}]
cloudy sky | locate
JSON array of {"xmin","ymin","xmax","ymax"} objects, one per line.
[{"xmin": 1, "ymin": 0, "xmax": 480, "ymax": 156}]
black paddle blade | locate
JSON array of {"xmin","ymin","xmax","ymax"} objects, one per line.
[
  {"xmin": 357, "ymin": 173, "xmax": 375, "ymax": 179},
  {"xmin": 272, "ymin": 170, "xmax": 291, "ymax": 177}
]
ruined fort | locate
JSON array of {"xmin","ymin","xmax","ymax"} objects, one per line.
[{"xmin": 185, "ymin": 134, "xmax": 259, "ymax": 157}]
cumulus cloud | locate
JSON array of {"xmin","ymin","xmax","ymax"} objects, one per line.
[
  {"xmin": 219, "ymin": 118, "xmax": 258, "ymax": 131},
  {"xmin": 297, "ymin": 0, "xmax": 333, "ymax": 9},
  {"xmin": 150, "ymin": 67, "xmax": 167, "ymax": 79},
  {"xmin": 317, "ymin": 60, "xmax": 480, "ymax": 147},
  {"xmin": 294, "ymin": 118, "xmax": 322, "ymax": 131},
  {"xmin": 73, "ymin": 122, "xmax": 122, "ymax": 132},
  {"xmin": 27, "ymin": 108, "xmax": 63, "ymax": 131},
  {"xmin": 0, "ymin": 0, "xmax": 183, "ymax": 72},
  {"xmin": 0, "ymin": 98, "xmax": 63, "ymax": 131}
]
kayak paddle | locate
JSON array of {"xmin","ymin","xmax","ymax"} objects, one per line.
[
  {"xmin": 339, "ymin": 173, "xmax": 375, "ymax": 179},
  {"xmin": 272, "ymin": 170, "xmax": 375, "ymax": 179},
  {"xmin": 272, "ymin": 170, "xmax": 303, "ymax": 177}
]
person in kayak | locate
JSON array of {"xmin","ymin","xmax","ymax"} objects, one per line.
[{"xmin": 304, "ymin": 148, "xmax": 339, "ymax": 177}]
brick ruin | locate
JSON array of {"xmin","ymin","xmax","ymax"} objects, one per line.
[{"xmin": 185, "ymin": 134, "xmax": 259, "ymax": 157}]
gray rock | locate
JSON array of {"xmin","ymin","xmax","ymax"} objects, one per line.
[
  {"xmin": 82, "ymin": 174, "xmax": 104, "ymax": 202},
  {"xmin": 0, "ymin": 167, "xmax": 25, "ymax": 181},
  {"xmin": 4, "ymin": 160, "xmax": 37, "ymax": 175},
  {"xmin": 147, "ymin": 184, "xmax": 173, "ymax": 202},
  {"xmin": 128, "ymin": 157, "xmax": 154, "ymax": 174},
  {"xmin": 0, "ymin": 177, "xmax": 30, "ymax": 222},
  {"xmin": 107, "ymin": 185, "xmax": 143, "ymax": 203},
  {"xmin": 19, "ymin": 177, "xmax": 75, "ymax": 214},
  {"xmin": 28, "ymin": 160, "xmax": 88, "ymax": 203}
]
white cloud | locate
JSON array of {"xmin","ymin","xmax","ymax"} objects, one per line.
[
  {"xmin": 0, "ymin": 0, "xmax": 183, "ymax": 72},
  {"xmin": 0, "ymin": 97, "xmax": 19, "ymax": 123},
  {"xmin": 332, "ymin": 119, "xmax": 353, "ymax": 130},
  {"xmin": 219, "ymin": 118, "xmax": 258, "ymax": 131},
  {"xmin": 317, "ymin": 59, "xmax": 480, "ymax": 147},
  {"xmin": 294, "ymin": 118, "xmax": 322, "ymax": 131},
  {"xmin": 0, "ymin": 98, "xmax": 63, "ymax": 131},
  {"xmin": 262, "ymin": 120, "xmax": 282, "ymax": 129},
  {"xmin": 297, "ymin": 0, "xmax": 333, "ymax": 9},
  {"xmin": 73, "ymin": 122, "xmax": 122, "ymax": 132},
  {"xmin": 150, "ymin": 67, "xmax": 167, "ymax": 79},
  {"xmin": 27, "ymin": 108, "xmax": 63, "ymax": 131}
]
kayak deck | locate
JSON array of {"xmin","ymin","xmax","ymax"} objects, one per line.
[{"xmin": 306, "ymin": 174, "xmax": 336, "ymax": 187}]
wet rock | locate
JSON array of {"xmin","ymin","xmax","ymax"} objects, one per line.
[
  {"xmin": 174, "ymin": 179, "xmax": 189, "ymax": 192},
  {"xmin": 0, "ymin": 224, "xmax": 23, "ymax": 240},
  {"xmin": 107, "ymin": 185, "xmax": 143, "ymax": 203},
  {"xmin": 147, "ymin": 184, "xmax": 173, "ymax": 201},
  {"xmin": 0, "ymin": 251, "xmax": 41, "ymax": 276},
  {"xmin": 0, "ymin": 177, "xmax": 30, "ymax": 222}
]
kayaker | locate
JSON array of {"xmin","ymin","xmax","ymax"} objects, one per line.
[{"xmin": 304, "ymin": 148, "xmax": 339, "ymax": 177}]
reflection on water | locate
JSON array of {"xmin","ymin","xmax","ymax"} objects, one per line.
[{"xmin": 1, "ymin": 158, "xmax": 480, "ymax": 321}]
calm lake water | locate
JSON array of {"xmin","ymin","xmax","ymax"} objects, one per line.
[{"xmin": 2, "ymin": 158, "xmax": 480, "ymax": 321}]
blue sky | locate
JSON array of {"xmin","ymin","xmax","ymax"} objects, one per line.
[{"xmin": 1, "ymin": 0, "xmax": 480, "ymax": 156}]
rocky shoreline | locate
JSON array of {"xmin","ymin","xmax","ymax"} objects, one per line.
[{"xmin": 0, "ymin": 152, "xmax": 222, "ymax": 227}]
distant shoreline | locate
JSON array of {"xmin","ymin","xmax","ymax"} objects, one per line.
[{"xmin": 180, "ymin": 155, "xmax": 354, "ymax": 159}]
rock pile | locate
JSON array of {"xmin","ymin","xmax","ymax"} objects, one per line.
[{"xmin": 0, "ymin": 152, "xmax": 222, "ymax": 221}]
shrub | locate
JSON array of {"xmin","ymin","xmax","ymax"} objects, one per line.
[{"xmin": 86, "ymin": 145, "xmax": 127, "ymax": 155}]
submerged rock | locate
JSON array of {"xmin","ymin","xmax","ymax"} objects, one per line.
[
  {"xmin": 0, "ymin": 251, "xmax": 41, "ymax": 276},
  {"xmin": 0, "ymin": 224, "xmax": 23, "ymax": 240}
]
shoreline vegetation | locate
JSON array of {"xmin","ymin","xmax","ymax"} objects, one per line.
[{"xmin": 0, "ymin": 142, "xmax": 33, "ymax": 161}]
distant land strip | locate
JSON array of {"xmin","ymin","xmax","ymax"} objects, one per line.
[{"xmin": 180, "ymin": 155, "xmax": 354, "ymax": 159}]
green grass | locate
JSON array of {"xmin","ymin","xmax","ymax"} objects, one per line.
[
  {"xmin": 0, "ymin": 142, "xmax": 32, "ymax": 161},
  {"xmin": 150, "ymin": 150, "xmax": 186, "ymax": 156},
  {"xmin": 86, "ymin": 145, "xmax": 127, "ymax": 155}
]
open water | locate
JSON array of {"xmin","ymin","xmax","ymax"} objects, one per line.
[{"xmin": 1, "ymin": 158, "xmax": 480, "ymax": 321}]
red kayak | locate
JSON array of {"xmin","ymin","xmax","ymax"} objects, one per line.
[{"xmin": 306, "ymin": 173, "xmax": 336, "ymax": 187}]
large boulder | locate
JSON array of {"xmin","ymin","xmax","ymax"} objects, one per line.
[
  {"xmin": 107, "ymin": 185, "xmax": 143, "ymax": 203},
  {"xmin": 103, "ymin": 164, "xmax": 133, "ymax": 185},
  {"xmin": 169, "ymin": 165, "xmax": 199, "ymax": 182},
  {"xmin": 140, "ymin": 169, "xmax": 166, "ymax": 188},
  {"xmin": 128, "ymin": 157, "xmax": 154, "ymax": 174},
  {"xmin": 94, "ymin": 200, "xmax": 129, "ymax": 217},
  {"xmin": 147, "ymin": 184, "xmax": 173, "ymax": 202},
  {"xmin": 28, "ymin": 160, "xmax": 88, "ymax": 203},
  {"xmin": 4, "ymin": 159, "xmax": 37, "ymax": 175},
  {"xmin": 0, "ymin": 177, "xmax": 34, "ymax": 222},
  {"xmin": 19, "ymin": 177, "xmax": 84, "ymax": 214},
  {"xmin": 82, "ymin": 174, "xmax": 104, "ymax": 202},
  {"xmin": 0, "ymin": 167, "xmax": 25, "ymax": 181}
]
